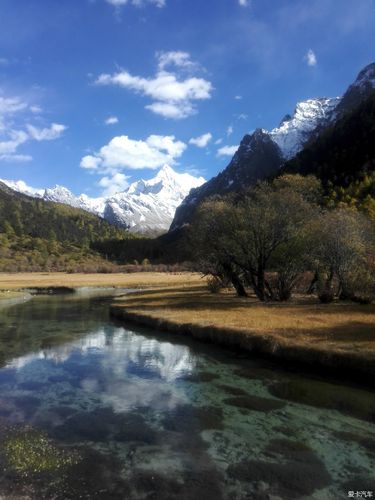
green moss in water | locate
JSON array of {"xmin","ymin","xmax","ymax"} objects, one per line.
[{"xmin": 4, "ymin": 426, "xmax": 80, "ymax": 475}]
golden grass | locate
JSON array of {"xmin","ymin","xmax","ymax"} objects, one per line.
[
  {"xmin": 112, "ymin": 285, "xmax": 375, "ymax": 359},
  {"xmin": 0, "ymin": 272, "xmax": 203, "ymax": 291}
]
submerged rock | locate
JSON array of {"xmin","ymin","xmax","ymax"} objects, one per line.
[
  {"xmin": 227, "ymin": 456, "xmax": 331, "ymax": 499},
  {"xmin": 163, "ymin": 404, "xmax": 224, "ymax": 432}
]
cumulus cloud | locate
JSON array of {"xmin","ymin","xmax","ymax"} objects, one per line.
[
  {"xmin": 95, "ymin": 52, "xmax": 212, "ymax": 119},
  {"xmin": 227, "ymin": 125, "xmax": 234, "ymax": 137},
  {"xmin": 189, "ymin": 132, "xmax": 212, "ymax": 148},
  {"xmin": 98, "ymin": 172, "xmax": 130, "ymax": 196},
  {"xmin": 105, "ymin": 116, "xmax": 119, "ymax": 125},
  {"xmin": 26, "ymin": 123, "xmax": 66, "ymax": 141},
  {"xmin": 305, "ymin": 49, "xmax": 317, "ymax": 67},
  {"xmin": 106, "ymin": 0, "xmax": 165, "ymax": 7},
  {"xmin": 217, "ymin": 145, "xmax": 238, "ymax": 157},
  {"xmin": 80, "ymin": 134, "xmax": 186, "ymax": 172}
]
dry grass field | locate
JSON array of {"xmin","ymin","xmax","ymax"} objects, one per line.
[
  {"xmin": 0, "ymin": 272, "xmax": 203, "ymax": 292},
  {"xmin": 112, "ymin": 284, "xmax": 375, "ymax": 363}
]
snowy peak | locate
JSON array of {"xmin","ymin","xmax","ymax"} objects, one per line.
[
  {"xmin": 126, "ymin": 165, "xmax": 204, "ymax": 197},
  {"xmin": 270, "ymin": 96, "xmax": 340, "ymax": 159},
  {"xmin": 0, "ymin": 179, "xmax": 44, "ymax": 197},
  {"xmin": 107, "ymin": 165, "xmax": 205, "ymax": 232},
  {"xmin": 43, "ymin": 185, "xmax": 78, "ymax": 205}
]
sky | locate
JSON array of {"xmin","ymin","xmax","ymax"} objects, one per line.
[{"xmin": 0, "ymin": 0, "xmax": 374, "ymax": 197}]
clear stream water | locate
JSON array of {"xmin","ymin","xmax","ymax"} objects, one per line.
[{"xmin": 0, "ymin": 291, "xmax": 374, "ymax": 499}]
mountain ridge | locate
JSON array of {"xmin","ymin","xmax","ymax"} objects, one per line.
[{"xmin": 170, "ymin": 62, "xmax": 375, "ymax": 231}]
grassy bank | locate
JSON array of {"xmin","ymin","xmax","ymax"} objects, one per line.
[
  {"xmin": 110, "ymin": 285, "xmax": 375, "ymax": 382},
  {"xmin": 0, "ymin": 272, "xmax": 202, "ymax": 291}
]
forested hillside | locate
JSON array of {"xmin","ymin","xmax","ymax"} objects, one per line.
[{"xmin": 0, "ymin": 182, "xmax": 134, "ymax": 271}]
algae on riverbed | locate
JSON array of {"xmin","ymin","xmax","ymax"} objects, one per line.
[{"xmin": 3, "ymin": 425, "xmax": 80, "ymax": 475}]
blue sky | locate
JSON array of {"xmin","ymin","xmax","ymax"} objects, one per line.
[{"xmin": 0, "ymin": 0, "xmax": 374, "ymax": 196}]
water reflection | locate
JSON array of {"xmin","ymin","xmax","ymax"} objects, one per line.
[{"xmin": 0, "ymin": 295, "xmax": 374, "ymax": 499}]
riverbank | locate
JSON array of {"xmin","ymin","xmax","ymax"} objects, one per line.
[
  {"xmin": 0, "ymin": 272, "xmax": 202, "ymax": 292},
  {"xmin": 110, "ymin": 285, "xmax": 375, "ymax": 383},
  {"xmin": 0, "ymin": 290, "xmax": 32, "ymax": 307}
]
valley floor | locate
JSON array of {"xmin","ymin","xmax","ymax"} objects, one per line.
[
  {"xmin": 110, "ymin": 282, "xmax": 375, "ymax": 384},
  {"xmin": 1, "ymin": 272, "xmax": 374, "ymax": 383},
  {"xmin": 0, "ymin": 271, "xmax": 202, "ymax": 293}
]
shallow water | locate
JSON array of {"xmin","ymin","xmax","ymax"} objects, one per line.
[{"xmin": 0, "ymin": 293, "xmax": 374, "ymax": 499}]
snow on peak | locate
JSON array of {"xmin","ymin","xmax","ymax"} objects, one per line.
[
  {"xmin": 0, "ymin": 179, "xmax": 44, "ymax": 197},
  {"xmin": 270, "ymin": 96, "xmax": 340, "ymax": 159},
  {"xmin": 108, "ymin": 165, "xmax": 205, "ymax": 232}
]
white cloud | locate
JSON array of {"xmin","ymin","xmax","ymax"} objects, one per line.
[
  {"xmin": 235, "ymin": 113, "xmax": 248, "ymax": 120},
  {"xmin": 157, "ymin": 51, "xmax": 199, "ymax": 72},
  {"xmin": 305, "ymin": 49, "xmax": 317, "ymax": 67},
  {"xmin": 145, "ymin": 101, "xmax": 194, "ymax": 119},
  {"xmin": 80, "ymin": 134, "xmax": 186, "ymax": 172},
  {"xmin": 0, "ymin": 92, "xmax": 66, "ymax": 162},
  {"xmin": 98, "ymin": 173, "xmax": 130, "ymax": 196},
  {"xmin": 239, "ymin": 0, "xmax": 250, "ymax": 6},
  {"xmin": 30, "ymin": 105, "xmax": 43, "ymax": 114},
  {"xmin": 189, "ymin": 132, "xmax": 212, "ymax": 148},
  {"xmin": 26, "ymin": 123, "xmax": 67, "ymax": 141},
  {"xmin": 0, "ymin": 130, "xmax": 28, "ymax": 155},
  {"xmin": 81, "ymin": 155, "xmax": 102, "ymax": 170},
  {"xmin": 217, "ymin": 145, "xmax": 238, "ymax": 157},
  {"xmin": 95, "ymin": 52, "xmax": 212, "ymax": 119},
  {"xmin": 234, "ymin": 95, "xmax": 242, "ymax": 100},
  {"xmin": 227, "ymin": 125, "xmax": 234, "ymax": 137},
  {"xmin": 105, "ymin": 0, "xmax": 165, "ymax": 8},
  {"xmin": 215, "ymin": 138, "xmax": 223, "ymax": 145},
  {"xmin": 0, "ymin": 154, "xmax": 32, "ymax": 162},
  {"xmin": 105, "ymin": 116, "xmax": 119, "ymax": 125},
  {"xmin": 0, "ymin": 96, "xmax": 28, "ymax": 115}
]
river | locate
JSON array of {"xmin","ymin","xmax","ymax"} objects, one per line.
[{"xmin": 0, "ymin": 291, "xmax": 374, "ymax": 499}]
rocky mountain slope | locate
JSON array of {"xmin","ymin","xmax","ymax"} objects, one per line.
[
  {"xmin": 283, "ymin": 91, "xmax": 375, "ymax": 187},
  {"xmin": 1, "ymin": 165, "xmax": 205, "ymax": 235},
  {"xmin": 170, "ymin": 62, "xmax": 375, "ymax": 231}
]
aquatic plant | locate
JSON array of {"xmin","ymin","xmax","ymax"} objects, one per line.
[{"xmin": 4, "ymin": 425, "xmax": 80, "ymax": 475}]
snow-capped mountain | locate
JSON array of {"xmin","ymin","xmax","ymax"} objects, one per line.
[
  {"xmin": 170, "ymin": 62, "xmax": 375, "ymax": 231},
  {"xmin": 270, "ymin": 97, "xmax": 340, "ymax": 159},
  {"xmin": 1, "ymin": 165, "xmax": 205, "ymax": 234}
]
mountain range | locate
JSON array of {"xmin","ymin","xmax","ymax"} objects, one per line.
[
  {"xmin": 171, "ymin": 62, "xmax": 375, "ymax": 230},
  {"xmin": 1, "ymin": 165, "xmax": 205, "ymax": 235},
  {"xmin": 1, "ymin": 62, "xmax": 374, "ymax": 236}
]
